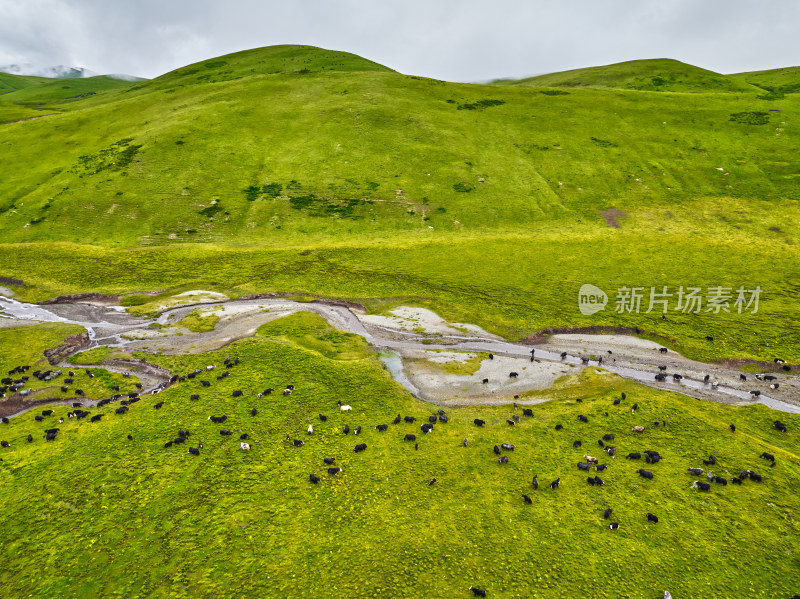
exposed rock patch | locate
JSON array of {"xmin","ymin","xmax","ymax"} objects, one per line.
[{"xmin": 43, "ymin": 332, "xmax": 90, "ymax": 364}]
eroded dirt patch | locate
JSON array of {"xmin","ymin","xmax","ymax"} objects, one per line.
[{"xmin": 600, "ymin": 207, "xmax": 626, "ymax": 228}]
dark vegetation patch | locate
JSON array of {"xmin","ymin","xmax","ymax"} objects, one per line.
[
  {"xmin": 73, "ymin": 139, "xmax": 142, "ymax": 176},
  {"xmin": 752, "ymin": 81, "xmax": 800, "ymax": 100},
  {"xmin": 243, "ymin": 185, "xmax": 261, "ymax": 201},
  {"xmin": 0, "ymin": 276, "xmax": 25, "ymax": 287},
  {"xmin": 238, "ymin": 179, "xmax": 379, "ymax": 219},
  {"xmin": 204, "ymin": 61, "xmax": 228, "ymax": 69},
  {"xmin": 591, "ymin": 137, "xmax": 618, "ymax": 148},
  {"xmin": 729, "ymin": 111, "xmax": 770, "ymax": 125},
  {"xmin": 457, "ymin": 99, "xmax": 506, "ymax": 111},
  {"xmin": 452, "ymin": 183, "xmax": 472, "ymax": 193},
  {"xmin": 515, "ymin": 142, "xmax": 552, "ymax": 153},
  {"xmin": 65, "ymin": 91, "xmax": 96, "ymax": 100},
  {"xmin": 539, "ymin": 90, "xmax": 570, "ymax": 96},
  {"xmin": 262, "ymin": 182, "xmax": 283, "ymax": 198},
  {"xmin": 198, "ymin": 203, "xmax": 223, "ymax": 218}
]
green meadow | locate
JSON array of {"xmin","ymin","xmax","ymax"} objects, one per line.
[
  {"xmin": 0, "ymin": 315, "xmax": 798, "ymax": 598},
  {"xmin": 1, "ymin": 45, "xmax": 799, "ymax": 598},
  {"xmin": 0, "ymin": 45, "xmax": 798, "ymax": 363}
]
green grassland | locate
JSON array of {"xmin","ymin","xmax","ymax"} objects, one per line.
[
  {"xmin": 68, "ymin": 345, "xmax": 134, "ymax": 365},
  {"xmin": 2, "ymin": 46, "xmax": 799, "ymax": 599},
  {"xmin": 172, "ymin": 308, "xmax": 221, "ymax": 333},
  {"xmin": 0, "ymin": 45, "xmax": 798, "ymax": 364},
  {"xmin": 0, "ymin": 315, "xmax": 797, "ymax": 598},
  {"xmin": 1, "ymin": 228, "xmax": 799, "ymax": 365}
]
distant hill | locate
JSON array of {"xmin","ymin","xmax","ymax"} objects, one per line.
[
  {"xmin": 497, "ymin": 58, "xmax": 756, "ymax": 93},
  {"xmin": 729, "ymin": 65, "xmax": 800, "ymax": 97},
  {"xmin": 146, "ymin": 44, "xmax": 394, "ymax": 90},
  {"xmin": 0, "ymin": 71, "xmax": 51, "ymax": 95},
  {"xmin": 0, "ymin": 74, "xmax": 141, "ymax": 104}
]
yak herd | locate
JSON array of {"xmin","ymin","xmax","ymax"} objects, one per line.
[{"xmin": 0, "ymin": 352, "xmax": 796, "ymax": 598}]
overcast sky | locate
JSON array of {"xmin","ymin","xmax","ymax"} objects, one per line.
[{"xmin": 1, "ymin": 0, "xmax": 798, "ymax": 81}]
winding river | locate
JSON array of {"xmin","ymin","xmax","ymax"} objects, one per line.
[{"xmin": 1, "ymin": 294, "xmax": 798, "ymax": 414}]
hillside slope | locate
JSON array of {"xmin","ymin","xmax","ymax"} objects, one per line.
[
  {"xmin": 0, "ymin": 72, "xmax": 52, "ymax": 95},
  {"xmin": 497, "ymin": 59, "xmax": 757, "ymax": 92},
  {"xmin": 0, "ymin": 48, "xmax": 796, "ymax": 247},
  {"xmin": 729, "ymin": 66, "xmax": 800, "ymax": 97}
]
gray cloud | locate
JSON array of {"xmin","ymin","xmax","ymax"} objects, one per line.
[{"xmin": 0, "ymin": 0, "xmax": 798, "ymax": 80}]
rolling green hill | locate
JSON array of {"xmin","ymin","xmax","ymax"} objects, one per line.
[
  {"xmin": 0, "ymin": 74, "xmax": 140, "ymax": 104},
  {"xmin": 0, "ymin": 72, "xmax": 52, "ymax": 95},
  {"xmin": 729, "ymin": 66, "xmax": 800, "ymax": 98},
  {"xmin": 0, "ymin": 71, "xmax": 142, "ymax": 124},
  {"xmin": 495, "ymin": 58, "xmax": 757, "ymax": 92},
  {"xmin": 0, "ymin": 49, "xmax": 794, "ymax": 247},
  {"xmin": 0, "ymin": 316, "xmax": 798, "ymax": 598},
  {"xmin": 0, "ymin": 45, "xmax": 798, "ymax": 363}
]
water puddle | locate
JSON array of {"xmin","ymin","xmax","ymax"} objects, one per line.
[{"xmin": 379, "ymin": 350, "xmax": 420, "ymax": 397}]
